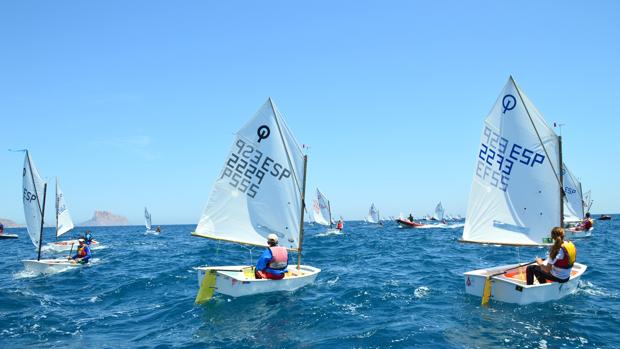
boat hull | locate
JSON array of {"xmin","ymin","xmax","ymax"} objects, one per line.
[
  {"xmin": 396, "ymin": 218, "xmax": 424, "ymax": 228},
  {"xmin": 145, "ymin": 230, "xmax": 160, "ymax": 235},
  {"xmin": 196, "ymin": 265, "xmax": 321, "ymax": 298},
  {"xmin": 22, "ymin": 259, "xmax": 82, "ymax": 274},
  {"xmin": 464, "ymin": 262, "xmax": 587, "ymax": 305},
  {"xmin": 0, "ymin": 234, "xmax": 19, "ymax": 239},
  {"xmin": 565, "ymin": 227, "xmax": 593, "ymax": 239}
]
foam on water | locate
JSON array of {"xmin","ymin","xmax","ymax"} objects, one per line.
[{"xmin": 0, "ymin": 219, "xmax": 619, "ymax": 347}]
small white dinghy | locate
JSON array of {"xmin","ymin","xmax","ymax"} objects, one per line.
[
  {"xmin": 464, "ymin": 262, "xmax": 587, "ymax": 305},
  {"xmin": 461, "ymin": 77, "xmax": 587, "ymax": 305},
  {"xmin": 20, "ymin": 151, "xmax": 86, "ymax": 275},
  {"xmin": 22, "ymin": 258, "xmax": 82, "ymax": 274},
  {"xmin": 195, "ymin": 265, "xmax": 320, "ymax": 298},
  {"xmin": 565, "ymin": 227, "xmax": 593, "ymax": 239},
  {"xmin": 192, "ymin": 98, "xmax": 321, "ymax": 303}
]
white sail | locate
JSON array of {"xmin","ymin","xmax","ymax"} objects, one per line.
[
  {"xmin": 145, "ymin": 207, "xmax": 152, "ymax": 230},
  {"xmin": 367, "ymin": 203, "xmax": 380, "ymax": 223},
  {"xmin": 562, "ymin": 164, "xmax": 584, "ymax": 223},
  {"xmin": 583, "ymin": 190, "xmax": 592, "ymax": 213},
  {"xmin": 55, "ymin": 178, "xmax": 74, "ymax": 237},
  {"xmin": 433, "ymin": 202, "xmax": 445, "ymax": 221},
  {"xmin": 22, "ymin": 152, "xmax": 47, "ymax": 249},
  {"xmin": 463, "ymin": 77, "xmax": 562, "ymax": 246},
  {"xmin": 312, "ymin": 188, "xmax": 331, "ymax": 226},
  {"xmin": 194, "ymin": 98, "xmax": 306, "ymax": 250}
]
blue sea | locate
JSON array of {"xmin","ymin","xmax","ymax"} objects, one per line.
[{"xmin": 1, "ymin": 217, "xmax": 618, "ymax": 348}]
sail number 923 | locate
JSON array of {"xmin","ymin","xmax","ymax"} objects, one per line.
[
  {"xmin": 476, "ymin": 126, "xmax": 546, "ymax": 192},
  {"xmin": 220, "ymin": 138, "xmax": 292, "ymax": 198}
]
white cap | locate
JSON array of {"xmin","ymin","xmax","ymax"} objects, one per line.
[{"xmin": 267, "ymin": 234, "xmax": 278, "ymax": 243}]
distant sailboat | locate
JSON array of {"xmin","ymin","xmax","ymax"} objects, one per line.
[
  {"xmin": 432, "ymin": 202, "xmax": 445, "ymax": 221},
  {"xmin": 312, "ymin": 188, "xmax": 333, "ymax": 227},
  {"xmin": 462, "ymin": 77, "xmax": 586, "ymax": 305},
  {"xmin": 144, "ymin": 207, "xmax": 158, "ymax": 234},
  {"xmin": 365, "ymin": 203, "xmax": 382, "ymax": 225},
  {"xmin": 192, "ymin": 98, "xmax": 321, "ymax": 303},
  {"xmin": 21, "ymin": 151, "xmax": 84, "ymax": 274},
  {"xmin": 43, "ymin": 178, "xmax": 99, "ymax": 252}
]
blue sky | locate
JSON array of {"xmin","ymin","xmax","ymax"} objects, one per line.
[{"xmin": 1, "ymin": 1, "xmax": 618, "ymax": 225}]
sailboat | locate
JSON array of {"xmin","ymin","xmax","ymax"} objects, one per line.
[
  {"xmin": 583, "ymin": 190, "xmax": 593, "ymax": 213},
  {"xmin": 462, "ymin": 77, "xmax": 587, "ymax": 305},
  {"xmin": 562, "ymin": 164, "xmax": 592, "ymax": 239},
  {"xmin": 144, "ymin": 207, "xmax": 158, "ymax": 234},
  {"xmin": 21, "ymin": 151, "xmax": 84, "ymax": 274},
  {"xmin": 432, "ymin": 202, "xmax": 445, "ymax": 221},
  {"xmin": 312, "ymin": 188, "xmax": 338, "ymax": 232},
  {"xmin": 191, "ymin": 98, "xmax": 321, "ymax": 303},
  {"xmin": 43, "ymin": 178, "xmax": 99, "ymax": 252},
  {"xmin": 365, "ymin": 203, "xmax": 382, "ymax": 225}
]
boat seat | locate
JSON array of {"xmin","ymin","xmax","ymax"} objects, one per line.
[{"xmin": 504, "ymin": 268, "xmax": 578, "ymax": 283}]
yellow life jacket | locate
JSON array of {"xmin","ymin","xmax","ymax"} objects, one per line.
[{"xmin": 559, "ymin": 241, "xmax": 577, "ymax": 268}]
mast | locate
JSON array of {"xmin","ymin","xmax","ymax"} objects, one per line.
[
  {"xmin": 55, "ymin": 177, "xmax": 59, "ymax": 240},
  {"xmin": 327, "ymin": 200, "xmax": 333, "ymax": 228},
  {"xmin": 559, "ymin": 136, "xmax": 565, "ymax": 227},
  {"xmin": 37, "ymin": 183, "xmax": 48, "ymax": 261},
  {"xmin": 297, "ymin": 155, "xmax": 308, "ymax": 270}
]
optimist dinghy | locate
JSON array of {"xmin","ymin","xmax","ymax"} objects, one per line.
[
  {"xmin": 312, "ymin": 188, "xmax": 340, "ymax": 233},
  {"xmin": 144, "ymin": 207, "xmax": 158, "ymax": 234},
  {"xmin": 192, "ymin": 98, "xmax": 321, "ymax": 303},
  {"xmin": 20, "ymin": 151, "xmax": 85, "ymax": 274},
  {"xmin": 461, "ymin": 76, "xmax": 587, "ymax": 305},
  {"xmin": 41, "ymin": 178, "xmax": 101, "ymax": 252}
]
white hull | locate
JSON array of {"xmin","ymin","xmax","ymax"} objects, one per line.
[
  {"xmin": 0, "ymin": 234, "xmax": 19, "ymax": 239},
  {"xmin": 196, "ymin": 265, "xmax": 321, "ymax": 298},
  {"xmin": 42, "ymin": 240, "xmax": 100, "ymax": 252},
  {"xmin": 464, "ymin": 262, "xmax": 587, "ymax": 305},
  {"xmin": 565, "ymin": 228, "xmax": 593, "ymax": 239},
  {"xmin": 145, "ymin": 230, "xmax": 159, "ymax": 235},
  {"xmin": 22, "ymin": 259, "xmax": 83, "ymax": 274}
]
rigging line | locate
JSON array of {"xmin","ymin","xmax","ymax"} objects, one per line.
[{"xmin": 511, "ymin": 77, "xmax": 563, "ymax": 191}]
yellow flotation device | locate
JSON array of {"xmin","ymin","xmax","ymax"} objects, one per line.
[{"xmin": 562, "ymin": 241, "xmax": 577, "ymax": 268}]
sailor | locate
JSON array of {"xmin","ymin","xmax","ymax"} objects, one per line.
[
  {"xmin": 254, "ymin": 234, "xmax": 288, "ymax": 280},
  {"xmin": 337, "ymin": 219, "xmax": 344, "ymax": 231},
  {"xmin": 408, "ymin": 213, "xmax": 414, "ymax": 222},
  {"xmin": 526, "ymin": 227, "xmax": 576, "ymax": 285},
  {"xmin": 0, "ymin": 223, "xmax": 4, "ymax": 235},
  {"xmin": 577, "ymin": 212, "xmax": 594, "ymax": 231},
  {"xmin": 84, "ymin": 230, "xmax": 94, "ymax": 245},
  {"xmin": 156, "ymin": 226, "xmax": 161, "ymax": 233},
  {"xmin": 68, "ymin": 238, "xmax": 92, "ymax": 264}
]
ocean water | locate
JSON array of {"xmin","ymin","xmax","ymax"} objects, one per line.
[{"xmin": 0, "ymin": 217, "xmax": 618, "ymax": 348}]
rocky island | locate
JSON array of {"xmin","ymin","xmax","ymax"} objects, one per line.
[{"xmin": 80, "ymin": 210, "xmax": 129, "ymax": 227}]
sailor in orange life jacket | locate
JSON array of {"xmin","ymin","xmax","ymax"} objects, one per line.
[
  {"xmin": 67, "ymin": 238, "xmax": 92, "ymax": 264},
  {"xmin": 337, "ymin": 219, "xmax": 344, "ymax": 231},
  {"xmin": 526, "ymin": 227, "xmax": 576, "ymax": 285},
  {"xmin": 576, "ymin": 212, "xmax": 594, "ymax": 231},
  {"xmin": 255, "ymin": 234, "xmax": 288, "ymax": 280}
]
